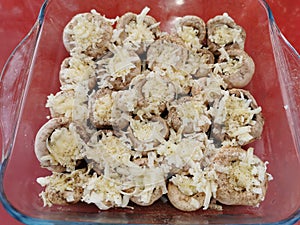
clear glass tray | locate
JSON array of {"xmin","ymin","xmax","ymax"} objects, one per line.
[{"xmin": 0, "ymin": 0, "xmax": 299, "ymax": 224}]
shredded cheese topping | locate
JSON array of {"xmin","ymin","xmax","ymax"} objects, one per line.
[
  {"xmin": 214, "ymin": 148, "xmax": 271, "ymax": 198},
  {"xmin": 170, "ymin": 165, "xmax": 217, "ymax": 209},
  {"xmin": 37, "ymin": 169, "xmax": 89, "ymax": 206},
  {"xmin": 92, "ymin": 92, "xmax": 114, "ymax": 124},
  {"xmin": 174, "ymin": 99, "xmax": 211, "ymax": 132},
  {"xmin": 148, "ymin": 39, "xmax": 187, "ymax": 70},
  {"xmin": 155, "ymin": 66, "xmax": 192, "ymax": 94},
  {"xmin": 46, "ymin": 91, "xmax": 75, "ymax": 119},
  {"xmin": 46, "ymin": 124, "xmax": 83, "ymax": 171},
  {"xmin": 213, "ymin": 48, "xmax": 244, "ymax": 76},
  {"xmin": 107, "ymin": 46, "xmax": 140, "ymax": 81},
  {"xmin": 177, "ymin": 25, "xmax": 202, "ymax": 51},
  {"xmin": 130, "ymin": 119, "xmax": 164, "ymax": 142},
  {"xmin": 82, "ymin": 173, "xmax": 130, "ymax": 210},
  {"xmin": 136, "ymin": 72, "xmax": 175, "ymax": 118},
  {"xmin": 120, "ymin": 7, "xmax": 159, "ymax": 50},
  {"xmin": 60, "ymin": 55, "xmax": 96, "ymax": 90},
  {"xmin": 209, "ymin": 24, "xmax": 243, "ymax": 46},
  {"xmin": 64, "ymin": 10, "xmax": 112, "ymax": 55},
  {"xmin": 212, "ymin": 90, "xmax": 261, "ymax": 146},
  {"xmin": 182, "ymin": 51, "xmax": 209, "ymax": 75}
]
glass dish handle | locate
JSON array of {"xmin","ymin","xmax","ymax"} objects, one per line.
[
  {"xmin": 0, "ymin": 20, "xmax": 43, "ymax": 163},
  {"xmin": 269, "ymin": 19, "xmax": 300, "ymax": 150}
]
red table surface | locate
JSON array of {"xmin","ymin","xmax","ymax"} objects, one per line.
[{"xmin": 0, "ymin": 0, "xmax": 299, "ymax": 224}]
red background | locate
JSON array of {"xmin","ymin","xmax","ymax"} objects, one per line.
[{"xmin": 0, "ymin": 0, "xmax": 299, "ymax": 224}]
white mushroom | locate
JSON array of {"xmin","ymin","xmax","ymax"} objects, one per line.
[
  {"xmin": 59, "ymin": 55, "xmax": 96, "ymax": 91},
  {"xmin": 36, "ymin": 169, "xmax": 89, "ymax": 206},
  {"xmin": 211, "ymin": 146, "xmax": 270, "ymax": 206},
  {"xmin": 174, "ymin": 15, "xmax": 206, "ymax": 52},
  {"xmin": 229, "ymin": 88, "xmax": 264, "ymax": 140},
  {"xmin": 147, "ymin": 37, "xmax": 188, "ymax": 71},
  {"xmin": 110, "ymin": 89, "xmax": 138, "ymax": 131},
  {"xmin": 96, "ymin": 47, "xmax": 142, "ymax": 91},
  {"xmin": 167, "ymin": 180, "xmax": 205, "ymax": 211},
  {"xmin": 133, "ymin": 72, "xmax": 176, "ymax": 118},
  {"xmin": 210, "ymin": 89, "xmax": 264, "ymax": 146},
  {"xmin": 125, "ymin": 156, "xmax": 166, "ymax": 206},
  {"xmin": 63, "ymin": 10, "xmax": 113, "ymax": 58},
  {"xmin": 81, "ymin": 173, "xmax": 130, "ymax": 210},
  {"xmin": 46, "ymin": 90, "xmax": 75, "ymax": 120},
  {"xmin": 207, "ymin": 13, "xmax": 246, "ymax": 53},
  {"xmin": 84, "ymin": 129, "xmax": 115, "ymax": 175},
  {"xmin": 167, "ymin": 96, "xmax": 211, "ymax": 134},
  {"xmin": 114, "ymin": 7, "xmax": 160, "ymax": 53},
  {"xmin": 35, "ymin": 118, "xmax": 68, "ymax": 172},
  {"xmin": 191, "ymin": 73, "xmax": 228, "ymax": 104},
  {"xmin": 214, "ymin": 48, "xmax": 255, "ymax": 88},
  {"xmin": 184, "ymin": 49, "xmax": 215, "ymax": 78},
  {"xmin": 130, "ymin": 187, "xmax": 163, "ymax": 206},
  {"xmin": 34, "ymin": 118, "xmax": 85, "ymax": 172},
  {"xmin": 127, "ymin": 116, "xmax": 169, "ymax": 152},
  {"xmin": 88, "ymin": 88, "xmax": 114, "ymax": 128}
]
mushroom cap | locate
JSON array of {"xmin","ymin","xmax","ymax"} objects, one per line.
[
  {"xmin": 184, "ymin": 49, "xmax": 214, "ymax": 79},
  {"xmin": 174, "ymin": 15, "xmax": 206, "ymax": 50},
  {"xmin": 88, "ymin": 88, "xmax": 114, "ymax": 128},
  {"xmin": 167, "ymin": 182, "xmax": 205, "ymax": 211},
  {"xmin": 116, "ymin": 12, "xmax": 159, "ymax": 31},
  {"xmin": 207, "ymin": 13, "xmax": 246, "ymax": 53},
  {"xmin": 35, "ymin": 117, "xmax": 89, "ymax": 172},
  {"xmin": 212, "ymin": 146, "xmax": 268, "ymax": 206},
  {"xmin": 218, "ymin": 49, "xmax": 255, "ymax": 88},
  {"xmin": 46, "ymin": 90, "xmax": 75, "ymax": 120},
  {"xmin": 229, "ymin": 88, "xmax": 264, "ymax": 139},
  {"xmin": 63, "ymin": 12, "xmax": 113, "ymax": 58},
  {"xmin": 210, "ymin": 88, "xmax": 264, "ymax": 146},
  {"xmin": 84, "ymin": 129, "xmax": 114, "ymax": 175},
  {"xmin": 130, "ymin": 187, "xmax": 163, "ymax": 206},
  {"xmin": 167, "ymin": 96, "xmax": 211, "ymax": 134},
  {"xmin": 34, "ymin": 117, "xmax": 69, "ymax": 172},
  {"xmin": 44, "ymin": 185, "xmax": 83, "ymax": 205},
  {"xmin": 96, "ymin": 49, "xmax": 142, "ymax": 91},
  {"xmin": 40, "ymin": 170, "xmax": 87, "ymax": 206},
  {"xmin": 59, "ymin": 55, "xmax": 96, "ymax": 89},
  {"xmin": 147, "ymin": 38, "xmax": 188, "ymax": 71},
  {"xmin": 134, "ymin": 73, "xmax": 176, "ymax": 118},
  {"xmin": 127, "ymin": 116, "xmax": 169, "ymax": 151},
  {"xmin": 115, "ymin": 11, "xmax": 160, "ymax": 54},
  {"xmin": 116, "ymin": 12, "xmax": 160, "ymax": 43},
  {"xmin": 109, "ymin": 50, "xmax": 142, "ymax": 91}
]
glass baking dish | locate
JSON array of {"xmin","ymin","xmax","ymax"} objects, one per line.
[{"xmin": 0, "ymin": 0, "xmax": 299, "ymax": 224}]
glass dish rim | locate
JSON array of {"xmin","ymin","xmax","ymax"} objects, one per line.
[{"xmin": 0, "ymin": 0, "xmax": 299, "ymax": 224}]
